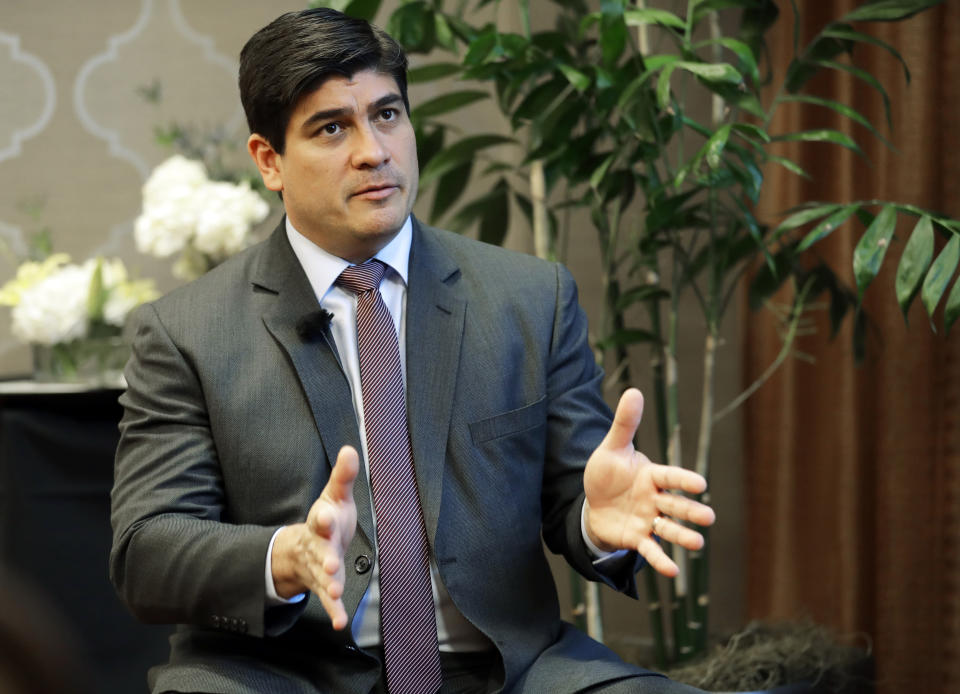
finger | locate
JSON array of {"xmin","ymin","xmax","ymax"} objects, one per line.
[
  {"xmin": 655, "ymin": 494, "xmax": 716, "ymax": 527},
  {"xmin": 327, "ymin": 446, "xmax": 360, "ymax": 502},
  {"xmin": 649, "ymin": 465, "xmax": 707, "ymax": 495},
  {"xmin": 651, "ymin": 517, "xmax": 705, "ymax": 551},
  {"xmin": 601, "ymin": 388, "xmax": 645, "ymax": 452},
  {"xmin": 636, "ymin": 536, "xmax": 679, "ymax": 577},
  {"xmin": 310, "ymin": 505, "xmax": 336, "ymax": 538},
  {"xmin": 316, "ymin": 589, "xmax": 348, "ymax": 630}
]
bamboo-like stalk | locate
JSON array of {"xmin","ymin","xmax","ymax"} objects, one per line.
[
  {"xmin": 688, "ymin": 331, "xmax": 718, "ymax": 655},
  {"xmin": 665, "ymin": 305, "xmax": 692, "ymax": 660},
  {"xmin": 569, "ymin": 567, "xmax": 588, "ymax": 632},
  {"xmin": 530, "ymin": 160, "xmax": 551, "ymax": 261}
]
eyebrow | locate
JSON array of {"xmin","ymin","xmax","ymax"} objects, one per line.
[{"xmin": 300, "ymin": 93, "xmax": 405, "ymax": 132}]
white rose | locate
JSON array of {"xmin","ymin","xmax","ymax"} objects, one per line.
[{"xmin": 11, "ymin": 264, "xmax": 93, "ymax": 345}]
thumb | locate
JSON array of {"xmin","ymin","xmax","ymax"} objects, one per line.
[
  {"xmin": 326, "ymin": 445, "xmax": 359, "ymax": 502},
  {"xmin": 601, "ymin": 388, "xmax": 644, "ymax": 452}
]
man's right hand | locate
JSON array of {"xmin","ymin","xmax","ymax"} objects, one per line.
[{"xmin": 271, "ymin": 445, "xmax": 359, "ymax": 630}]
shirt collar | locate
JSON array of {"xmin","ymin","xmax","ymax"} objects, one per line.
[{"xmin": 285, "ymin": 216, "xmax": 412, "ymax": 301}]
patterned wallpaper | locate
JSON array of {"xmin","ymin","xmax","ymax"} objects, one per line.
[{"xmin": 0, "ymin": 1, "xmax": 304, "ymax": 375}]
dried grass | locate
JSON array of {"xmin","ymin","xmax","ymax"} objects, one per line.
[{"xmin": 663, "ymin": 620, "xmax": 873, "ymax": 693}]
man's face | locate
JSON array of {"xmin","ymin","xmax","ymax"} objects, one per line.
[{"xmin": 249, "ymin": 69, "xmax": 418, "ymax": 263}]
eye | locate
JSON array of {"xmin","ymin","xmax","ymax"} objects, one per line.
[
  {"xmin": 320, "ymin": 122, "xmax": 342, "ymax": 136},
  {"xmin": 379, "ymin": 108, "xmax": 398, "ymax": 121}
]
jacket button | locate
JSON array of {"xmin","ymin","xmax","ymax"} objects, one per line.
[{"xmin": 354, "ymin": 555, "xmax": 371, "ymax": 574}]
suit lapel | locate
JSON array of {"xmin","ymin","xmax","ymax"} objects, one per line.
[
  {"xmin": 405, "ymin": 220, "xmax": 466, "ymax": 543},
  {"xmin": 253, "ymin": 224, "xmax": 375, "ymax": 552}
]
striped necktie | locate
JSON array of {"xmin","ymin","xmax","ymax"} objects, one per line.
[{"xmin": 336, "ymin": 260, "xmax": 442, "ymax": 694}]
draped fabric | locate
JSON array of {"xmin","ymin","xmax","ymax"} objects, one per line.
[{"xmin": 743, "ymin": 2, "xmax": 960, "ymax": 693}]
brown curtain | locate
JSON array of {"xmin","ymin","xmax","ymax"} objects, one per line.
[{"xmin": 744, "ymin": 2, "xmax": 960, "ymax": 693}]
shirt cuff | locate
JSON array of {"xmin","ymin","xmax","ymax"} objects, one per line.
[
  {"xmin": 581, "ymin": 499, "xmax": 630, "ymax": 563},
  {"xmin": 265, "ymin": 527, "xmax": 307, "ymax": 607}
]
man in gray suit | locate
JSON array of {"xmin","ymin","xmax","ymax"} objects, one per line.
[{"xmin": 110, "ymin": 8, "xmax": 715, "ymax": 694}]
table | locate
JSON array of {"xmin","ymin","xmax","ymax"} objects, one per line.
[{"xmin": 0, "ymin": 381, "xmax": 171, "ymax": 693}]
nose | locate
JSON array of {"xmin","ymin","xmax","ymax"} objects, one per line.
[{"xmin": 351, "ymin": 123, "xmax": 390, "ymax": 169}]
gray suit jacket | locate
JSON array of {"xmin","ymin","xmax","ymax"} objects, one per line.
[{"xmin": 110, "ymin": 219, "xmax": 660, "ymax": 693}]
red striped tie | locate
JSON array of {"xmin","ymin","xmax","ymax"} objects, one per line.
[{"xmin": 336, "ymin": 261, "xmax": 442, "ymax": 694}]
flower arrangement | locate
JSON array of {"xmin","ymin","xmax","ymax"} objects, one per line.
[
  {"xmin": 0, "ymin": 254, "xmax": 159, "ymax": 382},
  {"xmin": 134, "ymin": 154, "xmax": 271, "ymax": 280}
]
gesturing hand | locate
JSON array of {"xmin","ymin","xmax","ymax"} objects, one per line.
[
  {"xmin": 272, "ymin": 445, "xmax": 359, "ymax": 629},
  {"xmin": 583, "ymin": 388, "xmax": 715, "ymax": 577}
]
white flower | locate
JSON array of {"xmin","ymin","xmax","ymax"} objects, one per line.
[
  {"xmin": 141, "ymin": 154, "xmax": 208, "ymax": 206},
  {"xmin": 11, "ymin": 264, "xmax": 93, "ymax": 345},
  {"xmin": 135, "ymin": 155, "xmax": 270, "ymax": 269},
  {"xmin": 193, "ymin": 180, "xmax": 270, "ymax": 259}
]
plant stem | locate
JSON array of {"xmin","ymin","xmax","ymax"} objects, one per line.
[
  {"xmin": 688, "ymin": 329, "xmax": 717, "ymax": 655},
  {"xmin": 713, "ymin": 277, "xmax": 814, "ymax": 422},
  {"xmin": 530, "ymin": 160, "xmax": 552, "ymax": 261}
]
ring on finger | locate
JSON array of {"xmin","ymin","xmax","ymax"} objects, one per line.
[{"xmin": 651, "ymin": 516, "xmax": 664, "ymax": 536}]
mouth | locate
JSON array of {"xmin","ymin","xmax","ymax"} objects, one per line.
[{"xmin": 352, "ymin": 183, "xmax": 399, "ymax": 200}]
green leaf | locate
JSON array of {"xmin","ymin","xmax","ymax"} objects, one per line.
[
  {"xmin": 840, "ymin": 0, "xmax": 942, "ymax": 23},
  {"xmin": 434, "ymin": 12, "xmax": 456, "ymax": 51},
  {"xmin": 767, "ymin": 153, "xmax": 809, "ymax": 178},
  {"xmin": 852, "ymin": 204, "xmax": 897, "ymax": 298},
  {"xmin": 615, "ymin": 285, "xmax": 671, "ymax": 311},
  {"xmin": 463, "ymin": 28, "xmax": 497, "ymax": 65},
  {"xmin": 478, "ymin": 181, "xmax": 510, "ymax": 246},
  {"xmin": 412, "ymin": 90, "xmax": 489, "ymax": 119},
  {"xmin": 624, "ymin": 8, "xmax": 686, "ymax": 30},
  {"xmin": 595, "ymin": 328, "xmax": 661, "ymax": 350},
  {"xmin": 676, "ymin": 61, "xmax": 742, "ymax": 84},
  {"xmin": 86, "ymin": 258, "xmax": 105, "ymax": 321},
  {"xmin": 748, "ymin": 250, "xmax": 794, "ymax": 310},
  {"xmin": 778, "ymin": 94, "xmax": 893, "ymax": 150},
  {"xmin": 559, "ymin": 63, "xmax": 591, "ymax": 92},
  {"xmin": 775, "ymin": 203, "xmax": 842, "ymax": 235},
  {"xmin": 772, "ymin": 129, "xmax": 864, "ymax": 156},
  {"xmin": 419, "ymin": 135, "xmax": 515, "ymax": 188},
  {"xmin": 693, "ymin": 0, "xmax": 761, "ymax": 25},
  {"xmin": 895, "ymin": 215, "xmax": 935, "ymax": 321},
  {"xmin": 601, "ymin": 3, "xmax": 627, "ymax": 68},
  {"xmin": 704, "ymin": 124, "xmax": 732, "ymax": 169},
  {"xmin": 821, "ymin": 27, "xmax": 910, "ymax": 83},
  {"xmin": 342, "ymin": 0, "xmax": 382, "ymax": 21},
  {"xmin": 590, "ymin": 153, "xmax": 617, "ymax": 191},
  {"xmin": 656, "ymin": 64, "xmax": 677, "ymax": 109},
  {"xmin": 797, "ymin": 204, "xmax": 860, "ymax": 251},
  {"xmin": 431, "ymin": 160, "xmax": 473, "ymax": 222},
  {"xmin": 386, "ymin": 1, "xmax": 435, "ymax": 53},
  {"xmin": 407, "ymin": 62, "xmax": 462, "ymax": 84},
  {"xmin": 944, "ymin": 260, "xmax": 960, "ymax": 333},
  {"xmin": 817, "ymin": 59, "xmax": 894, "ymax": 129},
  {"xmin": 511, "ymin": 76, "xmax": 568, "ymax": 127},
  {"xmin": 739, "ymin": 0, "xmax": 780, "ymax": 63},
  {"xmin": 921, "ymin": 234, "xmax": 960, "ymax": 324},
  {"xmin": 692, "ymin": 38, "xmax": 759, "ymax": 84}
]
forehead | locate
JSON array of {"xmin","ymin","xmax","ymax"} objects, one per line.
[{"xmin": 291, "ymin": 69, "xmax": 401, "ymax": 116}]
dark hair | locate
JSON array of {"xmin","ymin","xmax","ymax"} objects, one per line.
[{"xmin": 239, "ymin": 8, "xmax": 409, "ymax": 154}]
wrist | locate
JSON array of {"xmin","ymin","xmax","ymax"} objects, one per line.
[
  {"xmin": 583, "ymin": 498, "xmax": 618, "ymax": 554},
  {"xmin": 271, "ymin": 524, "xmax": 309, "ymax": 598}
]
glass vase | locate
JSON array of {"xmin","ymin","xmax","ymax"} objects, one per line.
[{"xmin": 32, "ymin": 335, "xmax": 130, "ymax": 387}]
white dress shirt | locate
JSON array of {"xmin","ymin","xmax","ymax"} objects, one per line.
[{"xmin": 268, "ymin": 216, "xmax": 490, "ymax": 651}]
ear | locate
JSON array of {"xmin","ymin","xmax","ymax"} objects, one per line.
[{"xmin": 247, "ymin": 133, "xmax": 283, "ymax": 192}]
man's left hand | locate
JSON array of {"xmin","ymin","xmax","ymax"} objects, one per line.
[{"xmin": 583, "ymin": 388, "xmax": 716, "ymax": 577}]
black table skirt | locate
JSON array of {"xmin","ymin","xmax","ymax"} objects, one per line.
[{"xmin": 0, "ymin": 386, "xmax": 171, "ymax": 693}]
